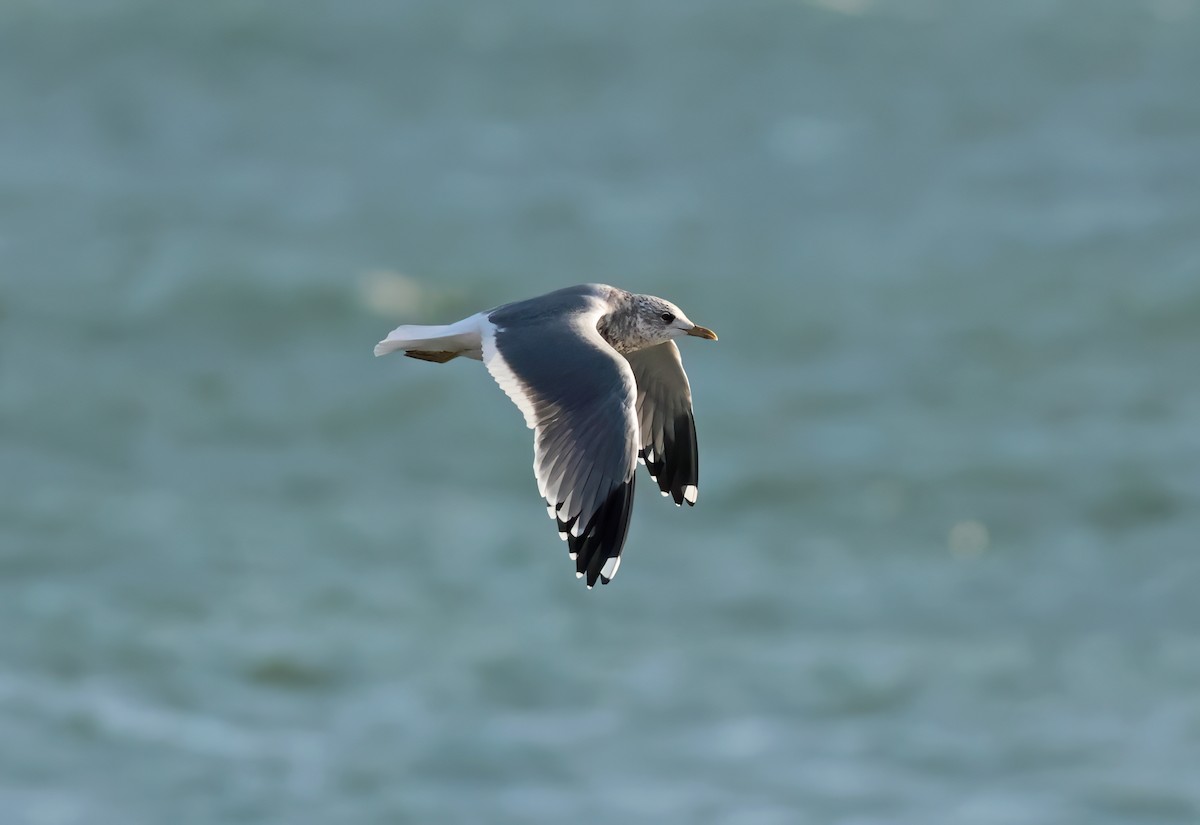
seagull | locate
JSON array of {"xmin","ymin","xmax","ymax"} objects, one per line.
[{"xmin": 374, "ymin": 284, "xmax": 717, "ymax": 588}]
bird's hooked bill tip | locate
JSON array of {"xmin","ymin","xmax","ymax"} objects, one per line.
[{"xmin": 686, "ymin": 324, "xmax": 718, "ymax": 341}]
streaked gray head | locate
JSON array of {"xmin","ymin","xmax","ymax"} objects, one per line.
[{"xmin": 600, "ymin": 293, "xmax": 718, "ymax": 353}]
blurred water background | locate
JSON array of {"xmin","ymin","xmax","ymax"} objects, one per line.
[{"xmin": 3, "ymin": 1, "xmax": 1200, "ymax": 823}]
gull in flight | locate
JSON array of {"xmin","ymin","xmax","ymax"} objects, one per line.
[{"xmin": 375, "ymin": 284, "xmax": 717, "ymax": 588}]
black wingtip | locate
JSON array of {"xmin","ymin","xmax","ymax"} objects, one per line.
[
  {"xmin": 640, "ymin": 411, "xmax": 700, "ymax": 506},
  {"xmin": 567, "ymin": 477, "xmax": 636, "ymax": 587}
]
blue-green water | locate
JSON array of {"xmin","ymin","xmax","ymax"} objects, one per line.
[{"xmin": 3, "ymin": 1, "xmax": 1200, "ymax": 823}]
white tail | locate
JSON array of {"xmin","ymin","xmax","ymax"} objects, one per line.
[{"xmin": 373, "ymin": 312, "xmax": 487, "ymax": 360}]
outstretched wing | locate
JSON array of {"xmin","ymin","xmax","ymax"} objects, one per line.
[
  {"xmin": 482, "ymin": 291, "xmax": 639, "ymax": 587},
  {"xmin": 625, "ymin": 341, "xmax": 699, "ymax": 506}
]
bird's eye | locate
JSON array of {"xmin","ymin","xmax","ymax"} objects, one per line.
[{"xmin": 660, "ymin": 312, "xmax": 675, "ymax": 323}]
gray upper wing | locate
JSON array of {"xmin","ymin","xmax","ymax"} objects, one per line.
[
  {"xmin": 482, "ymin": 291, "xmax": 638, "ymax": 587},
  {"xmin": 624, "ymin": 341, "xmax": 699, "ymax": 506}
]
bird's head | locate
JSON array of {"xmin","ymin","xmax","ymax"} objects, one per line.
[{"xmin": 633, "ymin": 294, "xmax": 718, "ymax": 346}]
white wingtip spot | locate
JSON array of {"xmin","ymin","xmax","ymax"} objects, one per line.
[
  {"xmin": 600, "ymin": 555, "xmax": 621, "ymax": 580},
  {"xmin": 569, "ymin": 552, "xmax": 577, "ymax": 561},
  {"xmin": 559, "ymin": 532, "xmax": 568, "ymax": 541},
  {"xmin": 660, "ymin": 490, "xmax": 669, "ymax": 497},
  {"xmin": 575, "ymin": 571, "xmax": 584, "ymax": 579},
  {"xmin": 684, "ymin": 485, "xmax": 698, "ymax": 505}
]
